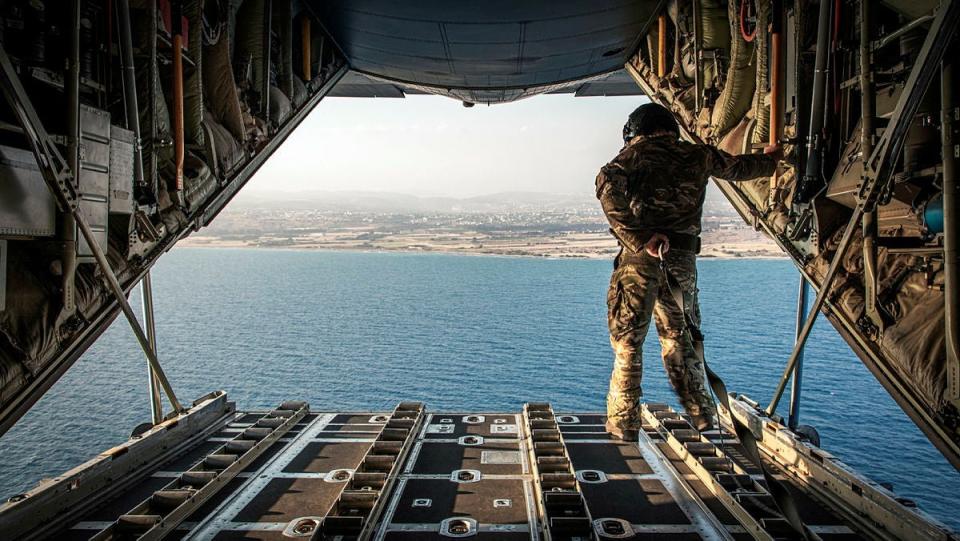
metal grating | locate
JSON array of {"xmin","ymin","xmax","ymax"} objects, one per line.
[{"xmin": 5, "ymin": 401, "xmax": 952, "ymax": 540}]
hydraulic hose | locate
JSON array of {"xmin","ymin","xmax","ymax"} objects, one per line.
[
  {"xmin": 116, "ymin": 0, "xmax": 145, "ymax": 194},
  {"xmin": 658, "ymin": 14, "xmax": 667, "ymax": 78},
  {"xmin": 796, "ymin": 0, "xmax": 832, "ymax": 206},
  {"xmin": 173, "ymin": 33, "xmax": 185, "ymax": 207},
  {"xmin": 769, "ymin": 0, "xmax": 783, "ymax": 146}
]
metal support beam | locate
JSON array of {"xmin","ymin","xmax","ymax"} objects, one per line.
[
  {"xmin": 0, "ymin": 46, "xmax": 184, "ymax": 414},
  {"xmin": 61, "ymin": 0, "xmax": 81, "ymax": 314},
  {"xmin": 141, "ymin": 273, "xmax": 164, "ymax": 424},
  {"xmin": 767, "ymin": 0, "xmax": 960, "ymax": 416},
  {"xmin": 788, "ymin": 276, "xmax": 808, "ymax": 430},
  {"xmin": 767, "ymin": 207, "xmax": 862, "ymax": 416},
  {"xmin": 860, "ymin": 0, "xmax": 886, "ymax": 333},
  {"xmin": 872, "ymin": 14, "xmax": 935, "ymax": 52},
  {"xmin": 117, "ymin": 0, "xmax": 146, "ymax": 200},
  {"xmin": 794, "ymin": 0, "xmax": 832, "ymax": 207},
  {"xmin": 261, "ymin": 0, "xmax": 273, "ymax": 119},
  {"xmin": 943, "ymin": 39, "xmax": 960, "ymax": 403}
]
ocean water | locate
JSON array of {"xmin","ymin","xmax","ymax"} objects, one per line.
[{"xmin": 0, "ymin": 248, "xmax": 957, "ymax": 530}]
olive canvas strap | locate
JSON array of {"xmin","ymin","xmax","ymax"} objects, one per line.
[{"xmin": 656, "ymin": 246, "xmax": 821, "ymax": 541}]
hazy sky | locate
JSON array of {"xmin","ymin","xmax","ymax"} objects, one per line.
[{"xmin": 247, "ymin": 94, "xmax": 648, "ymax": 197}]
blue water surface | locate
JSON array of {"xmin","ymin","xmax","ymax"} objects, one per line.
[{"xmin": 0, "ymin": 248, "xmax": 957, "ymax": 529}]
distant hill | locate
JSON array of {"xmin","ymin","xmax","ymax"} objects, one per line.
[
  {"xmin": 229, "ymin": 184, "xmax": 735, "ymax": 215},
  {"xmin": 229, "ymin": 190, "xmax": 599, "ymax": 213}
]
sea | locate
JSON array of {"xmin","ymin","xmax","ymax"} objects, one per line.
[{"xmin": 0, "ymin": 248, "xmax": 957, "ymax": 531}]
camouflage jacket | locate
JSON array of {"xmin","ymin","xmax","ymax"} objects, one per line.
[{"xmin": 595, "ymin": 134, "xmax": 776, "ymax": 253}]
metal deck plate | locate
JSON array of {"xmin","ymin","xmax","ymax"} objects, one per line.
[{"xmin": 20, "ymin": 408, "xmax": 875, "ymax": 541}]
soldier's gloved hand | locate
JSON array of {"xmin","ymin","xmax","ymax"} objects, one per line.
[
  {"xmin": 644, "ymin": 233, "xmax": 670, "ymax": 258},
  {"xmin": 763, "ymin": 144, "xmax": 784, "ymax": 163}
]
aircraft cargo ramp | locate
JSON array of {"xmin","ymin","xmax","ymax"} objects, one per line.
[{"xmin": 0, "ymin": 393, "xmax": 954, "ymax": 541}]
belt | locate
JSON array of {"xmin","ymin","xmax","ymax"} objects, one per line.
[
  {"xmin": 614, "ymin": 232, "xmax": 701, "ymax": 262},
  {"xmin": 665, "ymin": 232, "xmax": 701, "ymax": 254}
]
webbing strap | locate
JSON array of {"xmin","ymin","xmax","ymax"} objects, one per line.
[{"xmin": 657, "ymin": 252, "xmax": 821, "ymax": 541}]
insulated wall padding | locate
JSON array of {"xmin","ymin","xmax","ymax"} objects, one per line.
[
  {"xmin": 699, "ymin": 0, "xmax": 730, "ymax": 91},
  {"xmin": 718, "ymin": 120, "xmax": 770, "ymax": 212},
  {"xmin": 809, "ymin": 223, "xmax": 950, "ymax": 414},
  {"xmin": 0, "ymin": 242, "xmax": 107, "ymax": 407},
  {"xmin": 667, "ymin": 0, "xmax": 695, "ymax": 83},
  {"xmin": 269, "ymin": 86, "xmax": 292, "ymax": 126},
  {"xmin": 203, "ymin": 36, "xmax": 246, "ymax": 140},
  {"xmin": 129, "ymin": 3, "xmax": 171, "ymax": 159},
  {"xmin": 750, "ymin": 1, "xmax": 770, "ymax": 147},
  {"xmin": 699, "ymin": 0, "xmax": 731, "ymax": 50},
  {"xmin": 290, "ymin": 75, "xmax": 307, "ymax": 109},
  {"xmin": 709, "ymin": 0, "xmax": 756, "ymax": 139},
  {"xmin": 273, "ymin": 0, "xmax": 294, "ymax": 98},
  {"xmin": 181, "ymin": 153, "xmax": 218, "ymax": 210},
  {"xmin": 137, "ymin": 63, "xmax": 172, "ymax": 159},
  {"xmin": 880, "ymin": 261, "xmax": 948, "ymax": 409},
  {"xmin": 156, "ymin": 183, "xmax": 189, "ymax": 236},
  {"xmin": 309, "ymin": 30, "xmax": 326, "ymax": 84},
  {"xmin": 234, "ymin": 0, "xmax": 267, "ymax": 108},
  {"xmin": 184, "ymin": 0, "xmax": 205, "ymax": 146},
  {"xmin": 203, "ymin": 114, "xmax": 245, "ymax": 177},
  {"xmin": 129, "ymin": 1, "xmax": 154, "ymax": 50}
]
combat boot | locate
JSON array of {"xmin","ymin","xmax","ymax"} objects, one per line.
[
  {"xmin": 605, "ymin": 420, "xmax": 639, "ymax": 442},
  {"xmin": 689, "ymin": 413, "xmax": 715, "ymax": 432}
]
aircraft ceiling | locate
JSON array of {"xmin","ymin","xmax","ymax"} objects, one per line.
[{"xmin": 309, "ymin": 0, "xmax": 654, "ymax": 103}]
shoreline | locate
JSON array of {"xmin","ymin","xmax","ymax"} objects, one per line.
[{"xmin": 175, "ymin": 240, "xmax": 789, "ymax": 261}]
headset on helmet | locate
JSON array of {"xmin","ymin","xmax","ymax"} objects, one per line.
[{"xmin": 622, "ymin": 103, "xmax": 680, "ymax": 143}]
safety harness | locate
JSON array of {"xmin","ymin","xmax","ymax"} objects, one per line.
[{"xmin": 656, "ymin": 246, "xmax": 822, "ymax": 541}]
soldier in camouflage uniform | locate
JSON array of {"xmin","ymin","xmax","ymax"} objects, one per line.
[{"xmin": 596, "ymin": 103, "xmax": 779, "ymax": 440}]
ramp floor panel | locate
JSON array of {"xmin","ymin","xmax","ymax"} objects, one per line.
[
  {"xmin": 582, "ymin": 480, "xmax": 691, "ymax": 524},
  {"xmin": 390, "ymin": 478, "xmax": 529, "ymax": 524},
  {"xmin": 284, "ymin": 441, "xmax": 374, "ymax": 472},
  {"xmin": 567, "ymin": 440, "xmax": 656, "ymax": 474},
  {"xmin": 422, "ymin": 414, "xmax": 521, "ymax": 439},
  {"xmin": 232, "ymin": 477, "xmax": 343, "ymax": 522},
  {"xmin": 48, "ymin": 408, "xmax": 871, "ymax": 541},
  {"xmin": 410, "ymin": 441, "xmax": 524, "ymax": 475}
]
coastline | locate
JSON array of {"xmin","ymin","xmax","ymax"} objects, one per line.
[{"xmin": 176, "ymin": 236, "xmax": 788, "ymax": 260}]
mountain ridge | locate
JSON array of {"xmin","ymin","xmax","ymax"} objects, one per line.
[{"xmin": 231, "ymin": 185, "xmax": 731, "ymax": 213}]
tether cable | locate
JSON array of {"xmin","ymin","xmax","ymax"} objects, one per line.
[{"xmin": 656, "ymin": 245, "xmax": 821, "ymax": 541}]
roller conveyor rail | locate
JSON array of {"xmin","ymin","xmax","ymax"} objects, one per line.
[
  {"xmin": 522, "ymin": 402, "xmax": 595, "ymax": 540},
  {"xmin": 314, "ymin": 401, "xmax": 426, "ymax": 540},
  {"xmin": 0, "ymin": 394, "xmax": 955, "ymax": 541},
  {"xmin": 641, "ymin": 403, "xmax": 800, "ymax": 541},
  {"xmin": 89, "ymin": 401, "xmax": 310, "ymax": 541}
]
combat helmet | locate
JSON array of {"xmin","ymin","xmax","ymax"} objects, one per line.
[{"xmin": 622, "ymin": 103, "xmax": 680, "ymax": 143}]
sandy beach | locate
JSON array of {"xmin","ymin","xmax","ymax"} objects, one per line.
[{"xmin": 179, "ymin": 227, "xmax": 785, "ymax": 260}]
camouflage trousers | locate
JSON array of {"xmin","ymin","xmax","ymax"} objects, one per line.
[{"xmin": 606, "ymin": 249, "xmax": 715, "ymax": 430}]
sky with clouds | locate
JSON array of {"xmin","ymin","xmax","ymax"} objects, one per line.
[{"xmin": 247, "ymin": 94, "xmax": 648, "ymax": 197}]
